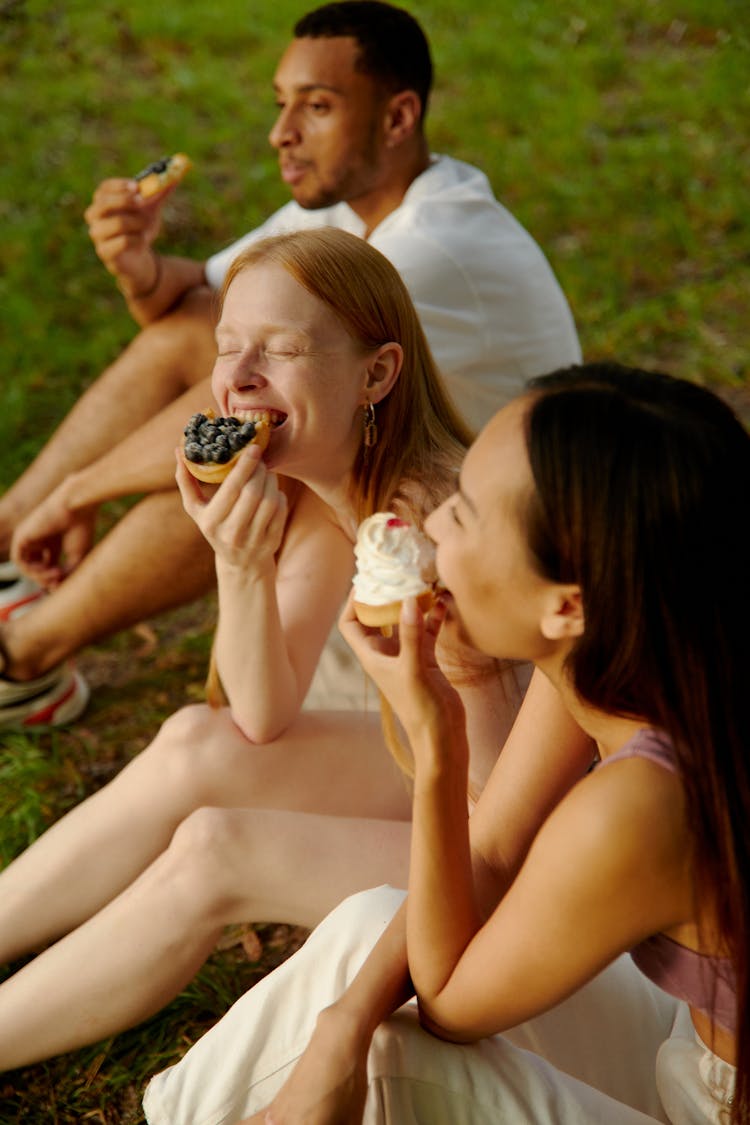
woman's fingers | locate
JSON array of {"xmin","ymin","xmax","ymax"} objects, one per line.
[
  {"xmin": 203, "ymin": 445, "xmax": 266, "ymax": 521},
  {"xmin": 340, "ymin": 593, "xmax": 437, "ymax": 676},
  {"xmin": 176, "ymin": 443, "xmax": 287, "ymax": 566},
  {"xmin": 337, "ymin": 588, "xmax": 359, "ymax": 628},
  {"xmin": 175, "ymin": 444, "xmax": 263, "ymax": 520},
  {"xmin": 395, "ymin": 597, "xmax": 424, "ymax": 677},
  {"xmin": 174, "ymin": 450, "xmax": 224, "ymax": 524},
  {"xmin": 338, "ymin": 591, "xmax": 396, "ymax": 659},
  {"xmin": 216, "ymin": 456, "xmax": 283, "ymax": 547}
]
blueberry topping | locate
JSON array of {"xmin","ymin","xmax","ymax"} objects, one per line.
[
  {"xmin": 183, "ymin": 413, "xmax": 262, "ymax": 466},
  {"xmin": 135, "ymin": 156, "xmax": 169, "ymax": 180},
  {"xmin": 183, "ymin": 441, "xmax": 205, "ymax": 464}
]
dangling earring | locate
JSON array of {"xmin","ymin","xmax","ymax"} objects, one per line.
[{"xmin": 363, "ymin": 401, "xmax": 378, "ymax": 455}]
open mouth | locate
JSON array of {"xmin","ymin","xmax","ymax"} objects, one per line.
[{"xmin": 234, "ymin": 409, "xmax": 287, "ymax": 429}]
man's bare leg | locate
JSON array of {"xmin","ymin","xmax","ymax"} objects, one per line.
[
  {"xmin": 0, "ymin": 490, "xmax": 216, "ymax": 680},
  {"xmin": 0, "ymin": 287, "xmax": 217, "ymax": 556}
]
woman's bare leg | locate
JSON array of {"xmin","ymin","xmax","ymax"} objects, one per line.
[
  {"xmin": 0, "ymin": 706, "xmax": 406, "ymax": 964},
  {"xmin": 0, "ymin": 801, "xmax": 410, "ymax": 1069}
]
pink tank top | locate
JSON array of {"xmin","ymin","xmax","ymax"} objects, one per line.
[{"xmin": 598, "ymin": 728, "xmax": 737, "ymax": 1034}]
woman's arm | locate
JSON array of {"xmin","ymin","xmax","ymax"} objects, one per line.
[
  {"xmin": 414, "ymin": 755, "xmax": 690, "ymax": 1041},
  {"xmin": 432, "ymin": 616, "xmax": 531, "ymax": 800},
  {"xmin": 246, "ymin": 904, "xmax": 412, "ymax": 1125},
  {"xmin": 177, "ymin": 450, "xmax": 355, "ymax": 742},
  {"xmin": 339, "ymin": 595, "xmax": 692, "ymax": 1043},
  {"xmin": 348, "ymin": 599, "xmax": 690, "ymax": 1042},
  {"xmin": 245, "ymin": 644, "xmax": 595, "ymax": 1124}
]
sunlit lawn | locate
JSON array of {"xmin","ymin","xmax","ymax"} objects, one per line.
[{"xmin": 0, "ymin": 0, "xmax": 747, "ymax": 1119}]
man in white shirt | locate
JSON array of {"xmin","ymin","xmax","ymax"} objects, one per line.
[{"xmin": 0, "ymin": 0, "xmax": 580, "ymax": 725}]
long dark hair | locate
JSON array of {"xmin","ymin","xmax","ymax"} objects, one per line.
[{"xmin": 525, "ymin": 362, "xmax": 750, "ymax": 1122}]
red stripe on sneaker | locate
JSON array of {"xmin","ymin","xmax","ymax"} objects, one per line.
[
  {"xmin": 0, "ymin": 592, "xmax": 44, "ymax": 622},
  {"xmin": 22, "ymin": 678, "xmax": 78, "ymax": 726}
]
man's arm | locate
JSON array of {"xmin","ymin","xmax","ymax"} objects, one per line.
[
  {"xmin": 84, "ymin": 177, "xmax": 207, "ymax": 327},
  {"xmin": 117, "ymin": 252, "xmax": 207, "ymax": 325}
]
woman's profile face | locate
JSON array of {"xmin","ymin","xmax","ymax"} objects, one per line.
[
  {"xmin": 211, "ymin": 262, "xmax": 371, "ymax": 481},
  {"xmin": 425, "ymin": 397, "xmax": 555, "ymax": 662}
]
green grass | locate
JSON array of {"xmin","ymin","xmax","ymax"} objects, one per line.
[
  {"xmin": 0, "ymin": 921, "xmax": 306, "ymax": 1124},
  {"xmin": 0, "ymin": 733, "xmax": 86, "ymax": 864},
  {"xmin": 1, "ymin": 0, "xmax": 748, "ymax": 1118},
  {"xmin": 1, "ymin": 0, "xmax": 747, "ymax": 480}
]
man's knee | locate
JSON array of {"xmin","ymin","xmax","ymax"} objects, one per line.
[{"xmin": 131, "ymin": 289, "xmax": 216, "ymax": 382}]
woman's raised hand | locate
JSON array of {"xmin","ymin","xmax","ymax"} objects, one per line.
[
  {"xmin": 339, "ymin": 591, "xmax": 465, "ymax": 749},
  {"xmin": 175, "ymin": 444, "xmax": 288, "ymax": 581}
]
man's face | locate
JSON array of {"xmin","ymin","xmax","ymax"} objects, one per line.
[{"xmin": 269, "ymin": 36, "xmax": 390, "ymax": 217}]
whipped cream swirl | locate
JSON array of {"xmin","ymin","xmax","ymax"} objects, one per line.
[{"xmin": 352, "ymin": 512, "xmax": 436, "ymax": 606}]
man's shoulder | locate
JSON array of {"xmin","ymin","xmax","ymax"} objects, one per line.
[
  {"xmin": 371, "ymin": 154, "xmax": 543, "ymax": 271},
  {"xmin": 375, "ymin": 155, "xmax": 528, "ymax": 246},
  {"xmin": 405, "ymin": 154, "xmax": 497, "ymax": 203}
]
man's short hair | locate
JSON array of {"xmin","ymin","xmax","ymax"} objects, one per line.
[{"xmin": 295, "ymin": 1, "xmax": 433, "ymax": 120}]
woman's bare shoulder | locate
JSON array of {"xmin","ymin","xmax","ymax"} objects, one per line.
[{"xmin": 277, "ymin": 483, "xmax": 354, "ymax": 577}]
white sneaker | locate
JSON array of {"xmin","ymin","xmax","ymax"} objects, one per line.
[
  {"xmin": 0, "ymin": 664, "xmax": 90, "ymax": 728},
  {"xmin": 0, "ymin": 568, "xmax": 45, "ymax": 622}
]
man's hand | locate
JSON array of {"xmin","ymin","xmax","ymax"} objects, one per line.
[
  {"xmin": 11, "ymin": 482, "xmax": 97, "ymax": 589},
  {"xmin": 84, "ymin": 177, "xmax": 172, "ymax": 296}
]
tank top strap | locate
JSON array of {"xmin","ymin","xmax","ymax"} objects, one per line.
[{"xmin": 599, "ymin": 728, "xmax": 677, "ymax": 774}]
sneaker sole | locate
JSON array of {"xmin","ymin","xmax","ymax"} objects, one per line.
[
  {"xmin": 0, "ymin": 561, "xmax": 21, "ymax": 583},
  {"xmin": 29, "ymin": 670, "xmax": 90, "ymax": 726},
  {"xmin": 0, "ymin": 670, "xmax": 90, "ymax": 728}
]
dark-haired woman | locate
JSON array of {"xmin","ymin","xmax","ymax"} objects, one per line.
[{"xmin": 145, "ymin": 363, "xmax": 748, "ymax": 1125}]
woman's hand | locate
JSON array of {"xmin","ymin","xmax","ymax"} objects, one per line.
[
  {"xmin": 339, "ymin": 591, "xmax": 465, "ymax": 752},
  {"xmin": 238, "ymin": 1005, "xmax": 369, "ymax": 1125},
  {"xmin": 176, "ymin": 444, "xmax": 288, "ymax": 583}
]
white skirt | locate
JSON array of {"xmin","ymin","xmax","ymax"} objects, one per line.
[{"xmin": 143, "ymin": 886, "xmax": 736, "ymax": 1125}]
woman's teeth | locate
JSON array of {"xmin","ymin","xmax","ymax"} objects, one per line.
[{"xmin": 234, "ymin": 409, "xmax": 285, "ymax": 428}]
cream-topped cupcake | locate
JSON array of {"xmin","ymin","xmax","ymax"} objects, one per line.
[{"xmin": 352, "ymin": 512, "xmax": 436, "ymax": 630}]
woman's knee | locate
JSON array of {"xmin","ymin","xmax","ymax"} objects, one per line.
[
  {"xmin": 164, "ymin": 806, "xmax": 255, "ymax": 917},
  {"xmin": 138, "ymin": 703, "xmax": 282, "ymax": 814},
  {"xmin": 137, "ymin": 704, "xmax": 227, "ymax": 806}
]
